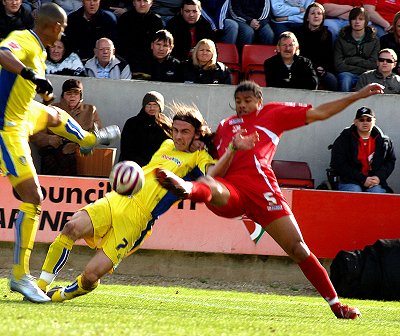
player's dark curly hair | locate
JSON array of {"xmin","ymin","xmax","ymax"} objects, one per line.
[{"xmin": 234, "ymin": 81, "xmax": 263, "ymax": 100}]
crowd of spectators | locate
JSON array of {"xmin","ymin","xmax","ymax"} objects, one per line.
[
  {"xmin": 4, "ymin": 1, "xmax": 396, "ymax": 190},
  {"xmin": 4, "ymin": 1, "xmax": 400, "ymax": 92}
]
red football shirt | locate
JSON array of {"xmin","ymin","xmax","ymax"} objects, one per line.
[{"xmin": 213, "ymin": 102, "xmax": 311, "ymax": 193}]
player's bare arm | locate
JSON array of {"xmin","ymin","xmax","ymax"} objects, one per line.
[
  {"xmin": 207, "ymin": 130, "xmax": 259, "ymax": 178},
  {"xmin": 0, "ymin": 48, "xmax": 25, "ymax": 73},
  {"xmin": 305, "ymin": 83, "xmax": 384, "ymax": 124}
]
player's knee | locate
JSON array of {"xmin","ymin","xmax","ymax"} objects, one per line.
[
  {"xmin": 30, "ymin": 191, "xmax": 43, "ymax": 205},
  {"xmin": 289, "ymin": 241, "xmax": 310, "ymax": 263},
  {"xmin": 47, "ymin": 106, "xmax": 63, "ymax": 127},
  {"xmin": 61, "ymin": 221, "xmax": 82, "ymax": 241},
  {"xmin": 15, "ymin": 184, "xmax": 43, "ymax": 204}
]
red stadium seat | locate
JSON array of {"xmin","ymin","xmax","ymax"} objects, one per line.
[
  {"xmin": 271, "ymin": 160, "xmax": 314, "ymax": 189},
  {"xmin": 216, "ymin": 42, "xmax": 241, "ymax": 84},
  {"xmin": 241, "ymin": 44, "xmax": 276, "ymax": 87}
]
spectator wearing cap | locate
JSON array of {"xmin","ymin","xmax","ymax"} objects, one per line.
[
  {"xmin": 118, "ymin": 91, "xmax": 172, "ymax": 166},
  {"xmin": 30, "ymin": 79, "xmax": 103, "ymax": 176},
  {"xmin": 355, "ymin": 48, "xmax": 400, "ymax": 94},
  {"xmin": 329, "ymin": 106, "xmax": 396, "ymax": 193},
  {"xmin": 85, "ymin": 37, "xmax": 132, "ymax": 79}
]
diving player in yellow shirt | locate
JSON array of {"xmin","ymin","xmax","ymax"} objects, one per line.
[
  {"xmin": 36, "ymin": 103, "xmax": 259, "ymax": 302},
  {"xmin": 0, "ymin": 3, "xmax": 120, "ymax": 303}
]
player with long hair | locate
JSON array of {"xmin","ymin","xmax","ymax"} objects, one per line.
[{"xmin": 37, "ymin": 102, "xmax": 259, "ymax": 302}]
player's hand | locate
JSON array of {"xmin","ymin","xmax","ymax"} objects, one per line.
[
  {"xmin": 48, "ymin": 135, "xmax": 63, "ymax": 149},
  {"xmin": 189, "ymin": 139, "xmax": 205, "ymax": 152},
  {"xmin": 20, "ymin": 67, "xmax": 54, "ymax": 95},
  {"xmin": 232, "ymin": 130, "xmax": 259, "ymax": 151},
  {"xmin": 357, "ymin": 83, "xmax": 385, "ymax": 98},
  {"xmin": 39, "ymin": 92, "xmax": 55, "ymax": 105}
]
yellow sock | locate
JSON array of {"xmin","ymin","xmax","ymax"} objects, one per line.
[
  {"xmin": 48, "ymin": 108, "xmax": 96, "ymax": 147},
  {"xmin": 38, "ymin": 234, "xmax": 74, "ymax": 291},
  {"xmin": 12, "ymin": 203, "xmax": 41, "ymax": 280},
  {"xmin": 63, "ymin": 275, "xmax": 99, "ymax": 301}
]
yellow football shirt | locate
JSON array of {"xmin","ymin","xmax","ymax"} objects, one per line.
[
  {"xmin": 0, "ymin": 29, "xmax": 46, "ymax": 132},
  {"xmin": 85, "ymin": 139, "xmax": 217, "ymax": 262}
]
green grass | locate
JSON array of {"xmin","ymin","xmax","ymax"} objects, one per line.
[{"xmin": 1, "ymin": 278, "xmax": 399, "ymax": 336}]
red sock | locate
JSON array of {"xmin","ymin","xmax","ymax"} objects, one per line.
[
  {"xmin": 298, "ymin": 253, "xmax": 338, "ymax": 304},
  {"xmin": 190, "ymin": 182, "xmax": 212, "ymax": 203}
]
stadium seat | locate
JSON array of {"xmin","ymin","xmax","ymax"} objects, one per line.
[
  {"xmin": 271, "ymin": 160, "xmax": 314, "ymax": 189},
  {"xmin": 241, "ymin": 44, "xmax": 276, "ymax": 87},
  {"xmin": 216, "ymin": 42, "xmax": 241, "ymax": 85}
]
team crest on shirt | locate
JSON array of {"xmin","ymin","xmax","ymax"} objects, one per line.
[
  {"xmin": 19, "ymin": 156, "xmax": 27, "ymax": 166},
  {"xmin": 6, "ymin": 40, "xmax": 21, "ymax": 50},
  {"xmin": 228, "ymin": 118, "xmax": 243, "ymax": 125}
]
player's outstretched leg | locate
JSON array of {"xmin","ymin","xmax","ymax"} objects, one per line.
[
  {"xmin": 47, "ymin": 274, "xmax": 99, "ymax": 302},
  {"xmin": 298, "ymin": 253, "xmax": 361, "ymax": 319},
  {"xmin": 155, "ymin": 168, "xmax": 213, "ymax": 203},
  {"xmin": 79, "ymin": 125, "xmax": 121, "ymax": 155},
  {"xmin": 155, "ymin": 168, "xmax": 193, "ymax": 199},
  {"xmin": 47, "ymin": 106, "xmax": 120, "ymax": 154}
]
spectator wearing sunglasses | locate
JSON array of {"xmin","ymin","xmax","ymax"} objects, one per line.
[
  {"xmin": 329, "ymin": 106, "xmax": 396, "ymax": 193},
  {"xmin": 355, "ymin": 48, "xmax": 400, "ymax": 93}
]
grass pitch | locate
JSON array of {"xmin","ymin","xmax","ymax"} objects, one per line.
[{"xmin": 1, "ymin": 278, "xmax": 399, "ymax": 336}]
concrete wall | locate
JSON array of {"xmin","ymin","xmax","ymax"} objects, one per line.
[{"xmin": 47, "ymin": 75, "xmax": 400, "ymax": 192}]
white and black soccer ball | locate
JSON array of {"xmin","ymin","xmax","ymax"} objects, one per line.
[{"xmin": 109, "ymin": 161, "xmax": 144, "ymax": 196}]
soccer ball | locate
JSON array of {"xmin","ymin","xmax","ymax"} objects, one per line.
[{"xmin": 109, "ymin": 161, "xmax": 144, "ymax": 196}]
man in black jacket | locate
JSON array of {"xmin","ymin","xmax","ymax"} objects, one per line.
[
  {"xmin": 0, "ymin": 0, "xmax": 34, "ymax": 40},
  {"xmin": 64, "ymin": 0, "xmax": 118, "ymax": 62},
  {"xmin": 117, "ymin": 0, "xmax": 164, "ymax": 75},
  {"xmin": 264, "ymin": 31, "xmax": 318, "ymax": 90},
  {"xmin": 330, "ymin": 106, "xmax": 396, "ymax": 193},
  {"xmin": 166, "ymin": 0, "xmax": 215, "ymax": 61},
  {"xmin": 147, "ymin": 29, "xmax": 183, "ymax": 82}
]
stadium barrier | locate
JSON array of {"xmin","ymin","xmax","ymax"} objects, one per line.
[{"xmin": 1, "ymin": 176, "xmax": 399, "ymax": 259}]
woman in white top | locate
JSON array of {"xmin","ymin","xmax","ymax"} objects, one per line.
[{"xmin": 45, "ymin": 35, "xmax": 86, "ymax": 77}]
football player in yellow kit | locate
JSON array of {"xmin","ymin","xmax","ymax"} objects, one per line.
[
  {"xmin": 36, "ymin": 103, "xmax": 258, "ymax": 302},
  {"xmin": 0, "ymin": 3, "xmax": 120, "ymax": 303}
]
